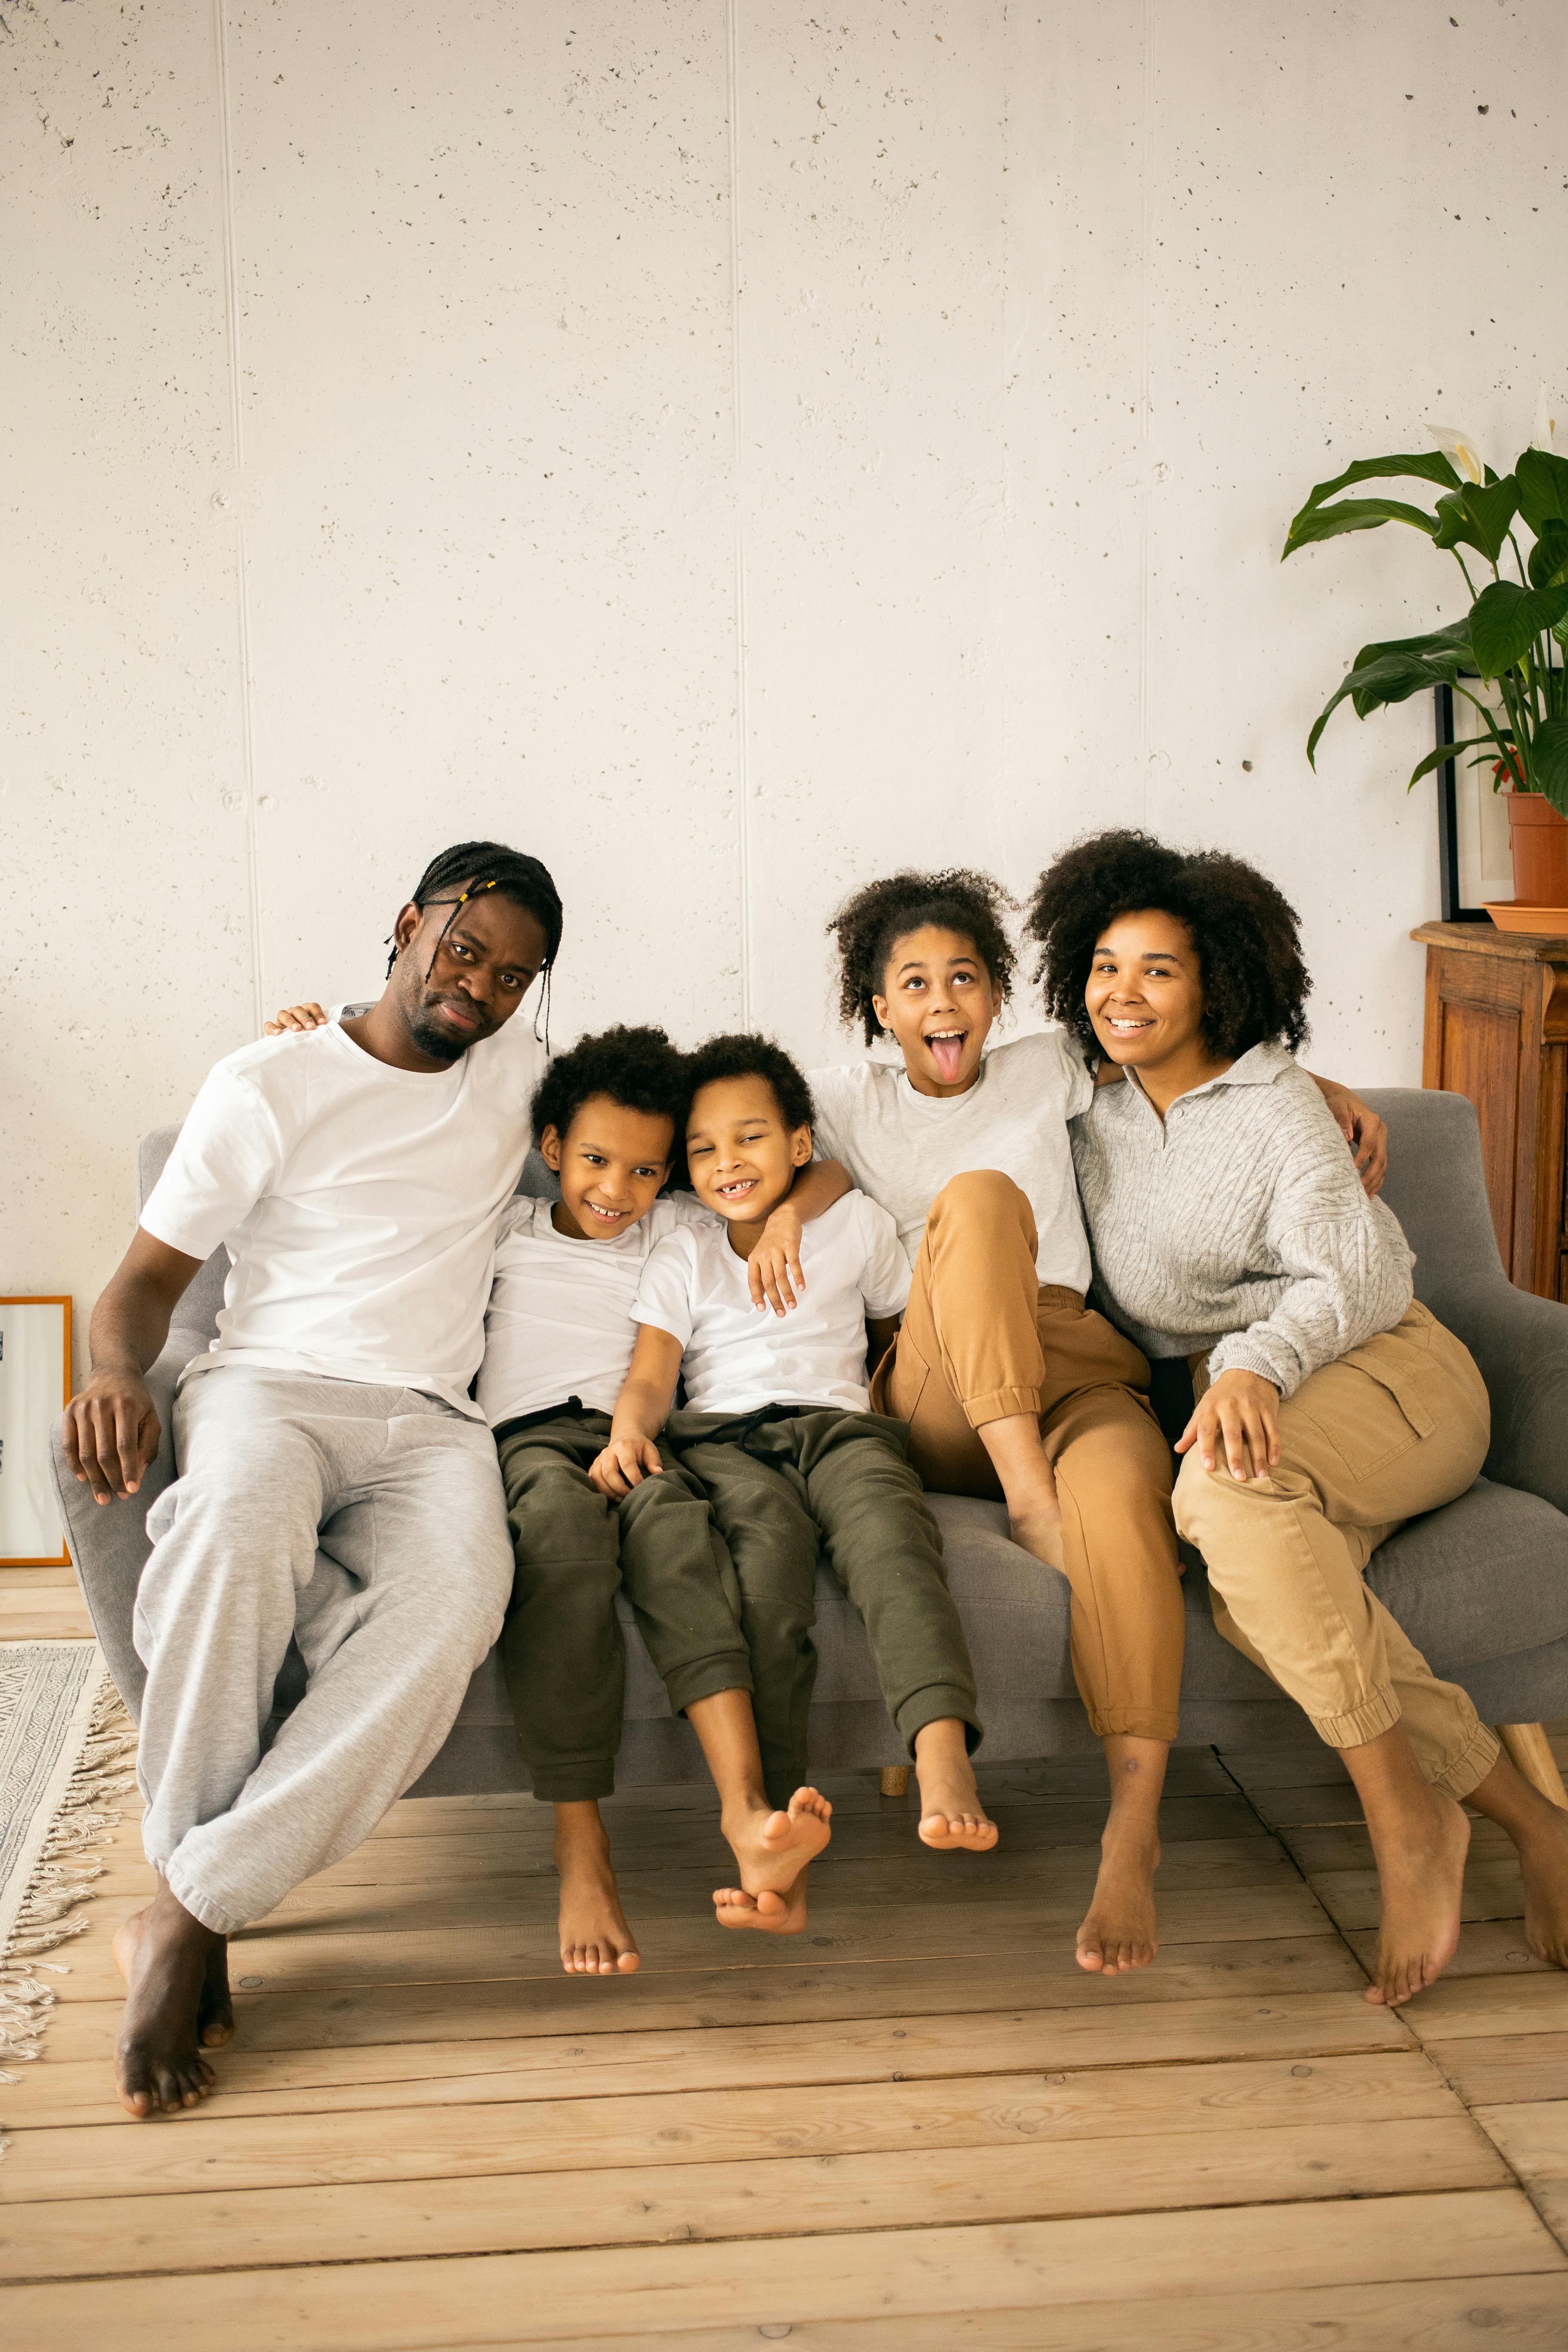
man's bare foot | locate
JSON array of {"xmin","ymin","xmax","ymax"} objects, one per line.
[
  {"xmin": 717, "ymin": 1785, "xmax": 833, "ymax": 1927},
  {"xmin": 1363, "ymin": 1784, "xmax": 1470, "ymax": 2007},
  {"xmin": 197, "ymin": 1937, "xmax": 234, "ymax": 2046},
  {"xmin": 112, "ymin": 1881, "xmax": 223, "ymax": 2118},
  {"xmin": 914, "ymin": 1718, "xmax": 998, "ymax": 1853},
  {"xmin": 552, "ymin": 1802, "xmax": 640, "ymax": 1976},
  {"xmin": 713, "ymin": 1865, "xmax": 813, "ymax": 1936},
  {"xmin": 1077, "ymin": 1829, "xmax": 1161, "ymax": 1974}
]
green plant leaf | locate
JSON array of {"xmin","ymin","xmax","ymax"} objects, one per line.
[
  {"xmin": 1292, "ymin": 449, "xmax": 1462, "ymax": 516},
  {"xmin": 1283, "ymin": 497, "xmax": 1440, "ymax": 556},
  {"xmin": 1516, "ymin": 448, "xmax": 1568, "ymax": 533},
  {"xmin": 1406, "ymin": 737, "xmax": 1500, "ymax": 790},
  {"xmin": 1431, "ymin": 475, "xmax": 1519, "ymax": 562},
  {"xmin": 1532, "ymin": 717, "xmax": 1568, "ymax": 817},
  {"xmin": 1305, "ymin": 619, "xmax": 1472, "ymax": 766},
  {"xmin": 1528, "ymin": 520, "xmax": 1568, "ymax": 589},
  {"xmin": 1469, "ymin": 579, "xmax": 1568, "ymax": 677}
]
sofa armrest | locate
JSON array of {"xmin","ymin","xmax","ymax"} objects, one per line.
[
  {"xmin": 1438, "ymin": 1273, "xmax": 1568, "ymax": 1518},
  {"xmin": 48, "ymin": 1334, "xmax": 193, "ymax": 1721}
]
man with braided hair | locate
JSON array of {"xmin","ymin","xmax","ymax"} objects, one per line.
[{"xmin": 62, "ymin": 841, "xmax": 563, "ymax": 2121}]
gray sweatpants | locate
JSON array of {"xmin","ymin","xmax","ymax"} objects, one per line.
[{"xmin": 135, "ymin": 1367, "xmax": 513, "ymax": 1935}]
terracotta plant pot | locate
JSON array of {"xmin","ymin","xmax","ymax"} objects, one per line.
[{"xmin": 1505, "ymin": 790, "xmax": 1568, "ymax": 904}]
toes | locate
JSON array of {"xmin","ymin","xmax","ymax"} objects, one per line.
[{"xmin": 616, "ymin": 1949, "xmax": 640, "ymax": 1973}]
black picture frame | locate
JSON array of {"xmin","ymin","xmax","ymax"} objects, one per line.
[{"xmin": 1433, "ymin": 681, "xmax": 1491, "ymax": 923}]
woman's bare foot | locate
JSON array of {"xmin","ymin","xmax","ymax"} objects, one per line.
[
  {"xmin": 1465, "ymin": 1753, "xmax": 1568, "ymax": 1969},
  {"xmin": 112, "ymin": 1880, "xmax": 223, "ymax": 2118},
  {"xmin": 1077, "ymin": 1829, "xmax": 1161, "ymax": 1974},
  {"xmin": 552, "ymin": 1801, "xmax": 640, "ymax": 1976},
  {"xmin": 914, "ymin": 1718, "xmax": 998, "ymax": 1852},
  {"xmin": 1008, "ymin": 1500, "xmax": 1065, "ymax": 1571},
  {"xmin": 713, "ymin": 1865, "xmax": 813, "ymax": 1936},
  {"xmin": 1362, "ymin": 1783, "xmax": 1470, "ymax": 2007},
  {"xmin": 197, "ymin": 1937, "xmax": 234, "ymax": 2047},
  {"xmin": 975, "ymin": 1413, "xmax": 1066, "ymax": 1569}
]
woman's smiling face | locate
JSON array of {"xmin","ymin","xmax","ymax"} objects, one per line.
[
  {"xmin": 871, "ymin": 924, "xmax": 1003, "ymax": 1098},
  {"xmin": 1084, "ymin": 908, "xmax": 1208, "ymax": 1071}
]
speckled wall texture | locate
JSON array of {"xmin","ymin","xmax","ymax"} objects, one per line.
[{"xmin": 5, "ymin": 2, "xmax": 1564, "ymax": 1337}]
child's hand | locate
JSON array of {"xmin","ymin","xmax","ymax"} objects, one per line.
[
  {"xmin": 750, "ymin": 1203, "xmax": 805, "ymax": 1317},
  {"xmin": 589, "ymin": 1435, "xmax": 664, "ymax": 1498},
  {"xmin": 265, "ymin": 1001, "xmax": 330, "ymax": 1037}
]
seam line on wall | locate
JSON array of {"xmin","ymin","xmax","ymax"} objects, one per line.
[
  {"xmin": 726, "ymin": 0, "xmax": 753, "ymax": 1028},
  {"xmin": 1137, "ymin": 0, "xmax": 1155, "ymax": 825}
]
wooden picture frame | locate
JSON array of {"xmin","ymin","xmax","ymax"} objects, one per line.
[{"xmin": 0, "ymin": 1296, "xmax": 72, "ymax": 1567}]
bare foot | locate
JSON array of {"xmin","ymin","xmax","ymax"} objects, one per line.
[
  {"xmin": 1077, "ymin": 1830, "xmax": 1161, "ymax": 1974},
  {"xmin": 713, "ymin": 1866, "xmax": 813, "ymax": 1936},
  {"xmin": 112, "ymin": 1882, "xmax": 223, "ymax": 2118},
  {"xmin": 1363, "ymin": 1785, "xmax": 1470, "ymax": 2007},
  {"xmin": 914, "ymin": 1719, "xmax": 998, "ymax": 1853},
  {"xmin": 198, "ymin": 1937, "xmax": 234, "ymax": 2047},
  {"xmin": 1512, "ymin": 1796, "xmax": 1568, "ymax": 1969},
  {"xmin": 1008, "ymin": 1500, "xmax": 1065, "ymax": 1572},
  {"xmin": 553, "ymin": 1803, "xmax": 640, "ymax": 1976},
  {"xmin": 720, "ymin": 1786, "xmax": 833, "ymax": 1898}
]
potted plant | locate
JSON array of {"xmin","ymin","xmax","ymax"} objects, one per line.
[{"xmin": 1283, "ymin": 418, "xmax": 1568, "ymax": 912}]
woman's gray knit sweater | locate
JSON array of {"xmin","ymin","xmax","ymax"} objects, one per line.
[{"xmin": 1069, "ymin": 1042, "xmax": 1414, "ymax": 1399}]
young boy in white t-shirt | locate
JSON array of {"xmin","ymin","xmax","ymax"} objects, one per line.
[
  {"xmin": 480, "ymin": 1026, "xmax": 847, "ymax": 1974},
  {"xmin": 594, "ymin": 1033, "xmax": 997, "ymax": 1929}
]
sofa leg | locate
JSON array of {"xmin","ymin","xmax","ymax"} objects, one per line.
[
  {"xmin": 1496, "ymin": 1723, "xmax": 1568, "ymax": 1810},
  {"xmin": 879, "ymin": 1764, "xmax": 912, "ymax": 1798}
]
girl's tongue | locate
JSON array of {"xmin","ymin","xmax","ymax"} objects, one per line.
[{"xmin": 927, "ymin": 1031, "xmax": 967, "ymax": 1084}]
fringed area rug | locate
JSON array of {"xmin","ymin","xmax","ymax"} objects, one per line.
[{"xmin": 0, "ymin": 1642, "xmax": 137, "ymax": 2083}]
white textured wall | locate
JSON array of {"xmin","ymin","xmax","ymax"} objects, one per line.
[{"xmin": 6, "ymin": 0, "xmax": 1565, "ymax": 1348}]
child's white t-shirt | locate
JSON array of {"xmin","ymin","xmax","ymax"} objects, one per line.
[
  {"xmin": 478, "ymin": 1191, "xmax": 716, "ymax": 1427},
  {"xmin": 140, "ymin": 1012, "xmax": 542, "ymax": 1416},
  {"xmin": 631, "ymin": 1191, "xmax": 911, "ymax": 1416},
  {"xmin": 807, "ymin": 1028, "xmax": 1094, "ymax": 1292}
]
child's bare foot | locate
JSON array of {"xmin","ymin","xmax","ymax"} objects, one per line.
[
  {"xmin": 1077, "ymin": 1828, "xmax": 1161, "ymax": 1974},
  {"xmin": 720, "ymin": 1785, "xmax": 833, "ymax": 1907},
  {"xmin": 914, "ymin": 1718, "xmax": 998, "ymax": 1852},
  {"xmin": 112, "ymin": 1882, "xmax": 222, "ymax": 2118},
  {"xmin": 552, "ymin": 1801, "xmax": 640, "ymax": 1976},
  {"xmin": 1363, "ymin": 1783, "xmax": 1470, "ymax": 2007},
  {"xmin": 713, "ymin": 1865, "xmax": 813, "ymax": 1936}
]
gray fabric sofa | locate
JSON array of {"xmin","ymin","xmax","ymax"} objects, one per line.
[{"xmin": 52, "ymin": 1088, "xmax": 1568, "ymax": 1795}]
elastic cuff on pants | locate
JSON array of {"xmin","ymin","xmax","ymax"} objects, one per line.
[
  {"xmin": 894, "ymin": 1686, "xmax": 983, "ymax": 1757},
  {"xmin": 1431, "ymin": 1719, "xmax": 1502, "ymax": 1804},
  {"xmin": 1086, "ymin": 1706, "xmax": 1181, "ymax": 1745},
  {"xmin": 965, "ymin": 1386, "xmax": 1041, "ymax": 1431},
  {"xmin": 1308, "ymin": 1685, "xmax": 1405, "ymax": 1749},
  {"xmin": 664, "ymin": 1659, "xmax": 754, "ymax": 1718},
  {"xmin": 525, "ymin": 1763, "xmax": 618, "ymax": 1803},
  {"xmin": 162, "ymin": 1859, "xmax": 249, "ymax": 1939}
]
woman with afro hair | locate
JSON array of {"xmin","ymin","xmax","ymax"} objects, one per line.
[{"xmin": 1029, "ymin": 827, "xmax": 1568, "ymax": 2012}]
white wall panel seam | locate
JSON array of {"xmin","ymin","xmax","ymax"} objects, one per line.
[{"xmin": 727, "ymin": 0, "xmax": 753, "ymax": 1028}]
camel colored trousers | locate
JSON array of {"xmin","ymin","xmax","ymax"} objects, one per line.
[
  {"xmin": 870, "ymin": 1171, "xmax": 1184, "ymax": 1745},
  {"xmin": 1174, "ymin": 1303, "xmax": 1500, "ymax": 1798}
]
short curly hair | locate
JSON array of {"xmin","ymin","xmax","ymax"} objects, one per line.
[
  {"xmin": 530, "ymin": 1025, "xmax": 688, "ymax": 1150},
  {"xmin": 683, "ymin": 1032, "xmax": 816, "ymax": 1136},
  {"xmin": 827, "ymin": 869, "xmax": 1018, "ymax": 1047},
  {"xmin": 1023, "ymin": 830, "xmax": 1311, "ymax": 1058}
]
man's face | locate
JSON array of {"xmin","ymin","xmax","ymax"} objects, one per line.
[{"xmin": 390, "ymin": 887, "xmax": 550, "ymax": 1064}]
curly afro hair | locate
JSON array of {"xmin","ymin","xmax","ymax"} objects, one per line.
[
  {"xmin": 827, "ymin": 869, "xmax": 1018, "ymax": 1046},
  {"xmin": 683, "ymin": 1032, "xmax": 816, "ymax": 1136},
  {"xmin": 530, "ymin": 1025, "xmax": 689, "ymax": 1151},
  {"xmin": 1023, "ymin": 830, "xmax": 1311, "ymax": 1058}
]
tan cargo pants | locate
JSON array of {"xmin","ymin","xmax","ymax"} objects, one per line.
[
  {"xmin": 870, "ymin": 1170, "xmax": 1184, "ymax": 1744},
  {"xmin": 1174, "ymin": 1302, "xmax": 1499, "ymax": 1798}
]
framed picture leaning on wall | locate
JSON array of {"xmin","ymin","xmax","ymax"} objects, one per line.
[
  {"xmin": 0, "ymin": 1297, "xmax": 72, "ymax": 1567},
  {"xmin": 1434, "ymin": 678, "xmax": 1517, "ymax": 922}
]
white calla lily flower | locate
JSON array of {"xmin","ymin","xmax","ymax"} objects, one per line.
[
  {"xmin": 1425, "ymin": 420, "xmax": 1485, "ymax": 485},
  {"xmin": 1531, "ymin": 381, "xmax": 1559, "ymax": 451}
]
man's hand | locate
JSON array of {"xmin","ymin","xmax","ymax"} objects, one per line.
[
  {"xmin": 61, "ymin": 1369, "xmax": 162, "ymax": 1504},
  {"xmin": 1310, "ymin": 1076, "xmax": 1387, "ymax": 1199},
  {"xmin": 589, "ymin": 1434, "xmax": 665, "ymax": 1500},
  {"xmin": 749, "ymin": 1202, "xmax": 806, "ymax": 1316},
  {"xmin": 1176, "ymin": 1368, "xmax": 1282, "ymax": 1483},
  {"xmin": 265, "ymin": 1002, "xmax": 329, "ymax": 1036}
]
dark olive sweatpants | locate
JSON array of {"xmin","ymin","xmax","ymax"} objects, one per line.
[
  {"xmin": 664, "ymin": 1405, "xmax": 982, "ymax": 1805},
  {"xmin": 496, "ymin": 1409, "xmax": 752, "ymax": 1802}
]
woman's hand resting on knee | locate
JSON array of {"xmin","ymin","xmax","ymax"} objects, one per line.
[{"xmin": 1176, "ymin": 1369, "xmax": 1282, "ymax": 1482}]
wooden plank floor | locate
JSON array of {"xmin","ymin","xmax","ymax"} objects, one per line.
[{"xmin": 4, "ymin": 1610, "xmax": 1568, "ymax": 2348}]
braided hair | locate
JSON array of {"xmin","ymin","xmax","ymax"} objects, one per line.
[
  {"xmin": 826, "ymin": 869, "xmax": 1018, "ymax": 1046},
  {"xmin": 394, "ymin": 839, "xmax": 564, "ymax": 1042}
]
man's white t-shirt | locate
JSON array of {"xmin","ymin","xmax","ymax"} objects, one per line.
[
  {"xmin": 631, "ymin": 1190, "xmax": 911, "ymax": 1417},
  {"xmin": 140, "ymin": 1011, "xmax": 543, "ymax": 1416},
  {"xmin": 807, "ymin": 1028, "xmax": 1094, "ymax": 1292},
  {"xmin": 478, "ymin": 1192, "xmax": 716, "ymax": 1428}
]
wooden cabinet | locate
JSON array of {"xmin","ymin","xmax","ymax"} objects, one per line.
[{"xmin": 1412, "ymin": 921, "xmax": 1568, "ymax": 1300}]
